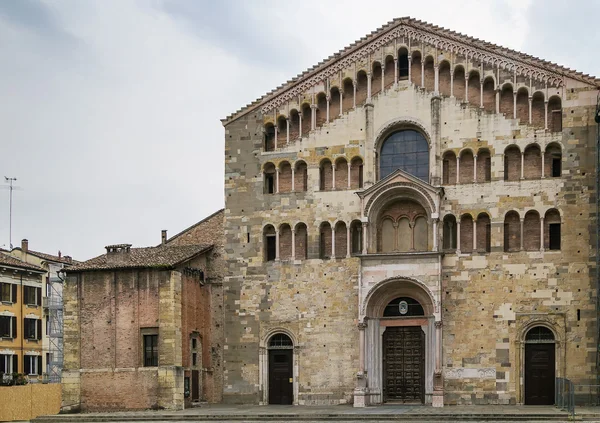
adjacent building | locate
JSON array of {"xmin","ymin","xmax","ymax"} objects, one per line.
[
  {"xmin": 0, "ymin": 252, "xmax": 46, "ymax": 381},
  {"xmin": 10, "ymin": 239, "xmax": 76, "ymax": 382},
  {"xmin": 61, "ymin": 210, "xmax": 224, "ymax": 411},
  {"xmin": 221, "ymin": 17, "xmax": 599, "ymax": 406}
]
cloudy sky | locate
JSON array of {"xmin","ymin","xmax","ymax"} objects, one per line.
[{"xmin": 0, "ymin": 0, "xmax": 598, "ymax": 260}]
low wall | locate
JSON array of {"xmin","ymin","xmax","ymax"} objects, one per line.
[{"xmin": 0, "ymin": 384, "xmax": 62, "ymax": 421}]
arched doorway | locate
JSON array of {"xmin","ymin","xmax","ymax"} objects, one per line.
[
  {"xmin": 268, "ymin": 333, "xmax": 294, "ymax": 405},
  {"xmin": 382, "ymin": 297, "xmax": 425, "ymax": 403},
  {"xmin": 524, "ymin": 326, "xmax": 555, "ymax": 405}
]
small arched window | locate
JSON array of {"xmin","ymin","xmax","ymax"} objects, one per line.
[
  {"xmin": 525, "ymin": 326, "xmax": 555, "ymax": 341},
  {"xmin": 380, "ymin": 130, "xmax": 429, "ymax": 181},
  {"xmin": 269, "ymin": 333, "xmax": 293, "ymax": 349}
]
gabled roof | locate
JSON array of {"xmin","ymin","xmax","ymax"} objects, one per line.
[
  {"xmin": 0, "ymin": 252, "xmax": 45, "ymax": 273},
  {"xmin": 66, "ymin": 244, "xmax": 213, "ymax": 272},
  {"xmin": 357, "ymin": 168, "xmax": 443, "ymax": 199},
  {"xmin": 11, "ymin": 248, "xmax": 78, "ymax": 265},
  {"xmin": 222, "ymin": 17, "xmax": 600, "ymax": 125},
  {"xmin": 163, "ymin": 208, "xmax": 224, "ymax": 246}
]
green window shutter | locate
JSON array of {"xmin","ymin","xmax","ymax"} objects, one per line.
[
  {"xmin": 37, "ymin": 319, "xmax": 42, "ymax": 340},
  {"xmin": 24, "ymin": 356, "xmax": 30, "ymax": 375},
  {"xmin": 11, "ymin": 316, "xmax": 16, "ymax": 339},
  {"xmin": 36, "ymin": 287, "xmax": 41, "ymax": 306},
  {"xmin": 12, "ymin": 355, "xmax": 18, "ymax": 374},
  {"xmin": 11, "ymin": 284, "xmax": 17, "ymax": 303},
  {"xmin": 37, "ymin": 356, "xmax": 42, "ymax": 375}
]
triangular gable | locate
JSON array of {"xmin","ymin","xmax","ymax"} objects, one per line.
[{"xmin": 357, "ymin": 168, "xmax": 443, "ymax": 200}]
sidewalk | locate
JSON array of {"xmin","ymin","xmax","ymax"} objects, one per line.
[{"xmin": 31, "ymin": 404, "xmax": 600, "ymax": 422}]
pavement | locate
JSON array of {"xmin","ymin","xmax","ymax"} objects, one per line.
[{"xmin": 29, "ymin": 404, "xmax": 600, "ymax": 422}]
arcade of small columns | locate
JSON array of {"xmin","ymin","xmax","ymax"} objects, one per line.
[{"xmin": 265, "ymin": 49, "xmax": 563, "ymax": 151}]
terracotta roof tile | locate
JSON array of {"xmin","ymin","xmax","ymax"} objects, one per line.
[
  {"xmin": 0, "ymin": 252, "xmax": 45, "ymax": 272},
  {"xmin": 67, "ymin": 244, "xmax": 213, "ymax": 272}
]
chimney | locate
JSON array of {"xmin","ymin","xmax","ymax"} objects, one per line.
[
  {"xmin": 21, "ymin": 239, "xmax": 28, "ymax": 254},
  {"xmin": 161, "ymin": 230, "xmax": 167, "ymax": 246},
  {"xmin": 105, "ymin": 244, "xmax": 132, "ymax": 265},
  {"xmin": 58, "ymin": 250, "xmax": 62, "ymax": 259}
]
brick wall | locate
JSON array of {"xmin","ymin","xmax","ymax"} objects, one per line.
[
  {"xmin": 468, "ymin": 74, "xmax": 480, "ymax": 106},
  {"xmin": 350, "ymin": 158, "xmax": 363, "ymax": 189},
  {"xmin": 476, "ymin": 150, "xmax": 491, "ymax": 182},
  {"xmin": 532, "ymin": 95, "xmax": 545, "ymax": 127},
  {"xmin": 482, "ymin": 79, "xmax": 495, "ymax": 112},
  {"xmin": 453, "ymin": 68, "xmax": 465, "ymax": 101},
  {"xmin": 516, "ymin": 91, "xmax": 529, "ymax": 124},
  {"xmin": 371, "ymin": 64, "xmax": 382, "ymax": 97},
  {"xmin": 523, "ymin": 212, "xmax": 541, "ymax": 251},
  {"xmin": 320, "ymin": 223, "xmax": 333, "ymax": 258},
  {"xmin": 439, "ymin": 63, "xmax": 451, "ymax": 96},
  {"xmin": 424, "ymin": 59, "xmax": 435, "ymax": 92},
  {"xmin": 504, "ymin": 147, "xmax": 521, "ymax": 181},
  {"xmin": 460, "ymin": 215, "xmax": 473, "ymax": 252},
  {"xmin": 355, "ymin": 72, "xmax": 368, "ymax": 106},
  {"xmin": 335, "ymin": 223, "xmax": 347, "ymax": 258},
  {"xmin": 500, "ymin": 87, "xmax": 513, "ymax": 117},
  {"xmin": 295, "ymin": 224, "xmax": 308, "ymax": 259},
  {"xmin": 294, "ymin": 162, "xmax": 308, "ymax": 192},
  {"xmin": 335, "ymin": 159, "xmax": 348, "ymax": 189},
  {"xmin": 459, "ymin": 151, "xmax": 474, "ymax": 184},
  {"xmin": 279, "ymin": 163, "xmax": 293, "ymax": 193},
  {"xmin": 523, "ymin": 146, "xmax": 542, "ymax": 179},
  {"xmin": 330, "ymin": 89, "xmax": 340, "ymax": 119},
  {"xmin": 280, "ymin": 225, "xmax": 293, "ymax": 260},
  {"xmin": 342, "ymin": 80, "xmax": 354, "ymax": 112},
  {"xmin": 476, "ymin": 214, "xmax": 491, "ymax": 251},
  {"xmin": 321, "ymin": 160, "xmax": 333, "ymax": 191},
  {"xmin": 504, "ymin": 212, "xmax": 521, "ymax": 251},
  {"xmin": 384, "ymin": 57, "xmax": 395, "ymax": 88},
  {"xmin": 411, "ymin": 55, "xmax": 422, "ymax": 86},
  {"xmin": 443, "ymin": 152, "xmax": 457, "ymax": 184}
]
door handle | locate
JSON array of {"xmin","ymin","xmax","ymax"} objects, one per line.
[{"xmin": 289, "ymin": 378, "xmax": 293, "ymax": 383}]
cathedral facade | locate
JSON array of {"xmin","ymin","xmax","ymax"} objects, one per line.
[{"xmin": 222, "ymin": 18, "xmax": 599, "ymax": 406}]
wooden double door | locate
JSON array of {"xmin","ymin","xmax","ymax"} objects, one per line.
[
  {"xmin": 525, "ymin": 343, "xmax": 555, "ymax": 405},
  {"xmin": 268, "ymin": 349, "xmax": 293, "ymax": 404},
  {"xmin": 383, "ymin": 326, "xmax": 425, "ymax": 403}
]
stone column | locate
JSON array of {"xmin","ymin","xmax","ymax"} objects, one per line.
[
  {"xmin": 291, "ymin": 167, "xmax": 295, "ymax": 192},
  {"xmin": 298, "ymin": 112, "xmax": 303, "ymax": 138},
  {"xmin": 326, "ymin": 95, "xmax": 330, "ymax": 123},
  {"xmin": 455, "ymin": 157, "xmax": 460, "ymax": 184},
  {"xmin": 495, "ymin": 88, "xmax": 500, "ymax": 114},
  {"xmin": 291, "ymin": 228, "xmax": 296, "ymax": 260},
  {"xmin": 339, "ymin": 90, "xmax": 343, "ymax": 116},
  {"xmin": 354, "ymin": 321, "xmax": 368, "ymax": 408},
  {"xmin": 362, "ymin": 222, "xmax": 368, "ymax": 254},
  {"xmin": 358, "ymin": 322, "xmax": 367, "ymax": 373},
  {"xmin": 332, "ymin": 163, "xmax": 336, "ymax": 190},
  {"xmin": 331, "ymin": 227, "xmax": 336, "ymax": 259},
  {"xmin": 473, "ymin": 155, "xmax": 477, "ymax": 182},
  {"xmin": 421, "ymin": 60, "xmax": 425, "ymax": 87},
  {"xmin": 450, "ymin": 69, "xmax": 454, "ymax": 97},
  {"xmin": 473, "ymin": 218, "xmax": 477, "ymax": 252},
  {"xmin": 520, "ymin": 218, "xmax": 524, "ymax": 251},
  {"xmin": 432, "ymin": 320, "xmax": 444, "ymax": 407},
  {"xmin": 353, "ymin": 81, "xmax": 357, "ymax": 108},
  {"xmin": 394, "ymin": 58, "xmax": 398, "ymax": 86},
  {"xmin": 464, "ymin": 77, "xmax": 468, "ymax": 102},
  {"xmin": 275, "ymin": 169, "xmax": 280, "ymax": 193},
  {"xmin": 346, "ymin": 225, "xmax": 351, "ymax": 258},
  {"xmin": 456, "ymin": 220, "xmax": 461, "ymax": 254},
  {"xmin": 311, "ymin": 104, "xmax": 316, "ymax": 131},
  {"xmin": 541, "ymin": 153, "xmax": 545, "ymax": 178},
  {"xmin": 513, "ymin": 92, "xmax": 517, "ymax": 119},
  {"xmin": 286, "ymin": 118, "xmax": 290, "ymax": 146},
  {"xmin": 274, "ymin": 122, "xmax": 278, "ymax": 150},
  {"xmin": 275, "ymin": 229, "xmax": 280, "ymax": 260},
  {"xmin": 430, "ymin": 95, "xmax": 442, "ymax": 186},
  {"xmin": 480, "ymin": 80, "xmax": 484, "ymax": 108},
  {"xmin": 408, "ymin": 57, "xmax": 412, "ymax": 84},
  {"xmin": 540, "ymin": 217, "xmax": 545, "ymax": 252},
  {"xmin": 367, "ymin": 72, "xmax": 372, "ymax": 103},
  {"xmin": 528, "ymin": 96, "xmax": 533, "ymax": 124},
  {"xmin": 544, "ymin": 100, "xmax": 549, "ymax": 130},
  {"xmin": 432, "ymin": 218, "xmax": 439, "ymax": 251},
  {"xmin": 381, "ymin": 64, "xmax": 385, "ymax": 93},
  {"xmin": 434, "ymin": 65, "xmax": 439, "ymax": 94},
  {"xmin": 520, "ymin": 152, "xmax": 524, "ymax": 180},
  {"xmin": 347, "ymin": 162, "xmax": 352, "ymax": 189}
]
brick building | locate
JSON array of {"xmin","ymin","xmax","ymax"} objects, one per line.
[
  {"xmin": 221, "ymin": 18, "xmax": 600, "ymax": 406},
  {"xmin": 61, "ymin": 210, "xmax": 224, "ymax": 411}
]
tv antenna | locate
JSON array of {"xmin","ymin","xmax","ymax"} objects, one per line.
[{"xmin": 2, "ymin": 177, "xmax": 21, "ymax": 249}]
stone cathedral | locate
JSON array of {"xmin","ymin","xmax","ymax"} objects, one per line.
[{"xmin": 221, "ymin": 17, "xmax": 599, "ymax": 406}]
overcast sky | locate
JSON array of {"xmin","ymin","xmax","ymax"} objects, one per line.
[{"xmin": 0, "ymin": 0, "xmax": 598, "ymax": 260}]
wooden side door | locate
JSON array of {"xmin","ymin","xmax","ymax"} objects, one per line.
[
  {"xmin": 191, "ymin": 369, "xmax": 200, "ymax": 401},
  {"xmin": 525, "ymin": 343, "xmax": 555, "ymax": 405},
  {"xmin": 383, "ymin": 326, "xmax": 424, "ymax": 403},
  {"xmin": 268, "ymin": 349, "xmax": 293, "ymax": 404}
]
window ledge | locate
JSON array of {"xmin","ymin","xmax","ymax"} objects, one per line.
[
  {"xmin": 1, "ymin": 301, "xmax": 13, "ymax": 306},
  {"xmin": 0, "ymin": 337, "xmax": 14, "ymax": 341}
]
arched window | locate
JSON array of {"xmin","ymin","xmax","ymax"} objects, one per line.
[
  {"xmin": 531, "ymin": 92, "xmax": 545, "ymax": 127},
  {"xmin": 544, "ymin": 143, "xmax": 562, "ymax": 178},
  {"xmin": 319, "ymin": 222, "xmax": 332, "ymax": 259},
  {"xmin": 525, "ymin": 326, "xmax": 554, "ymax": 341},
  {"xmin": 442, "ymin": 151, "xmax": 457, "ymax": 184},
  {"xmin": 335, "ymin": 157, "xmax": 348, "ymax": 189},
  {"xmin": 523, "ymin": 144, "xmax": 542, "ymax": 179},
  {"xmin": 263, "ymin": 225, "xmax": 276, "ymax": 262},
  {"xmin": 334, "ymin": 221, "xmax": 347, "ymax": 258},
  {"xmin": 549, "ymin": 96, "xmax": 562, "ymax": 132},
  {"xmin": 372, "ymin": 62, "xmax": 383, "ymax": 97},
  {"xmin": 279, "ymin": 224, "xmax": 292, "ymax": 260},
  {"xmin": 516, "ymin": 88, "xmax": 529, "ymax": 123},
  {"xmin": 459, "ymin": 150, "xmax": 474, "ymax": 184},
  {"xmin": 443, "ymin": 214, "xmax": 457, "ymax": 250},
  {"xmin": 263, "ymin": 162, "xmax": 276, "ymax": 194},
  {"xmin": 523, "ymin": 211, "xmax": 541, "ymax": 251},
  {"xmin": 301, "ymin": 103, "xmax": 311, "ymax": 136},
  {"xmin": 439, "ymin": 61, "xmax": 451, "ymax": 96},
  {"xmin": 294, "ymin": 161, "xmax": 308, "ymax": 192},
  {"xmin": 289, "ymin": 109, "xmax": 300, "ymax": 140},
  {"xmin": 398, "ymin": 48, "xmax": 409, "ymax": 80},
  {"xmin": 383, "ymin": 297, "xmax": 425, "ymax": 317},
  {"xmin": 476, "ymin": 213, "xmax": 491, "ymax": 252},
  {"xmin": 482, "ymin": 77, "xmax": 495, "ymax": 112},
  {"xmin": 453, "ymin": 66, "xmax": 465, "ymax": 101},
  {"xmin": 424, "ymin": 57, "xmax": 435, "ymax": 92},
  {"xmin": 468, "ymin": 71, "xmax": 480, "ymax": 106},
  {"xmin": 294, "ymin": 223, "xmax": 308, "ymax": 260},
  {"xmin": 264, "ymin": 124, "xmax": 275, "ymax": 152},
  {"xmin": 350, "ymin": 220, "xmax": 362, "ymax": 255},
  {"xmin": 476, "ymin": 149, "xmax": 491, "ymax": 182},
  {"xmin": 504, "ymin": 145, "xmax": 521, "ymax": 181},
  {"xmin": 500, "ymin": 84, "xmax": 514, "ymax": 117},
  {"xmin": 545, "ymin": 209, "xmax": 561, "ymax": 251},
  {"xmin": 316, "ymin": 93, "xmax": 327, "ymax": 127},
  {"xmin": 279, "ymin": 161, "xmax": 292, "ymax": 193},
  {"xmin": 504, "ymin": 211, "xmax": 521, "ymax": 252},
  {"xmin": 342, "ymin": 78, "xmax": 354, "ymax": 113},
  {"xmin": 384, "ymin": 56, "xmax": 395, "ymax": 88},
  {"xmin": 269, "ymin": 333, "xmax": 293, "ymax": 348},
  {"xmin": 319, "ymin": 159, "xmax": 333, "ymax": 191},
  {"xmin": 460, "ymin": 214, "xmax": 473, "ymax": 253},
  {"xmin": 380, "ymin": 130, "xmax": 429, "ymax": 181},
  {"xmin": 356, "ymin": 71, "xmax": 368, "ymax": 105},
  {"xmin": 277, "ymin": 116, "xmax": 287, "ymax": 147},
  {"xmin": 330, "ymin": 87, "xmax": 341, "ymax": 119},
  {"xmin": 350, "ymin": 157, "xmax": 364, "ymax": 189},
  {"xmin": 411, "ymin": 52, "xmax": 422, "ymax": 86}
]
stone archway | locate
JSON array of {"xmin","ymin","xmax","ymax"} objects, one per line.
[{"xmin": 356, "ymin": 277, "xmax": 441, "ymax": 406}]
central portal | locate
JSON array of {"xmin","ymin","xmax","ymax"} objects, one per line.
[{"xmin": 383, "ymin": 326, "xmax": 425, "ymax": 403}]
